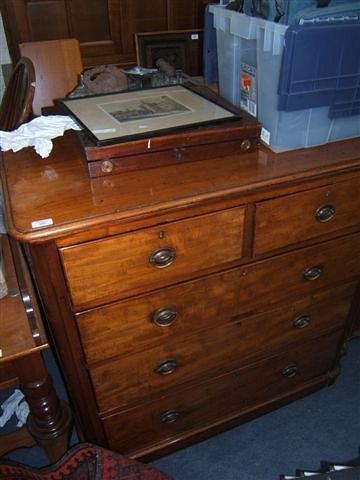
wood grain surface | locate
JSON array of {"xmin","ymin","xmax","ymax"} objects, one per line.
[{"xmin": 1, "ymin": 132, "xmax": 359, "ymax": 460}]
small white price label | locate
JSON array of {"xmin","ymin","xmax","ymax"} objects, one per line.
[{"xmin": 31, "ymin": 218, "xmax": 54, "ymax": 228}]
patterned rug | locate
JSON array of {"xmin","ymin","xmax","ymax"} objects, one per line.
[{"xmin": 0, "ymin": 443, "xmax": 173, "ymax": 479}]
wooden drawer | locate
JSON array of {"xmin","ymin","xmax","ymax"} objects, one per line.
[
  {"xmin": 77, "ymin": 233, "xmax": 360, "ymax": 364},
  {"xmin": 61, "ymin": 207, "xmax": 246, "ymax": 309},
  {"xmin": 90, "ymin": 284, "xmax": 354, "ymax": 412},
  {"xmin": 102, "ymin": 330, "xmax": 342, "ymax": 453},
  {"xmin": 255, "ymin": 176, "xmax": 360, "ymax": 255}
]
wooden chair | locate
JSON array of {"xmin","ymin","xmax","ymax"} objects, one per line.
[
  {"xmin": 0, "ymin": 57, "xmax": 35, "ymax": 131},
  {"xmin": 0, "ymin": 235, "xmax": 72, "ymax": 462},
  {"xmin": 19, "ymin": 39, "xmax": 83, "ymax": 115}
]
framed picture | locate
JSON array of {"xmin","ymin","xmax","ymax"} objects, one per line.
[
  {"xmin": 135, "ymin": 30, "xmax": 203, "ymax": 77},
  {"xmin": 61, "ymin": 84, "xmax": 240, "ymax": 146}
]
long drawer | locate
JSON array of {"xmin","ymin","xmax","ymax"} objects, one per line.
[
  {"xmin": 255, "ymin": 176, "xmax": 360, "ymax": 255},
  {"xmin": 61, "ymin": 206, "xmax": 246, "ymax": 309},
  {"xmin": 102, "ymin": 330, "xmax": 342, "ymax": 453},
  {"xmin": 90, "ymin": 284, "xmax": 353, "ymax": 412},
  {"xmin": 77, "ymin": 232, "xmax": 360, "ymax": 364}
]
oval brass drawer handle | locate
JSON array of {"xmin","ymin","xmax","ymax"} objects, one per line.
[
  {"xmin": 155, "ymin": 359, "xmax": 178, "ymax": 376},
  {"xmin": 303, "ymin": 265, "xmax": 323, "ymax": 281},
  {"xmin": 240, "ymin": 138, "xmax": 252, "ymax": 152},
  {"xmin": 293, "ymin": 314, "xmax": 311, "ymax": 329},
  {"xmin": 161, "ymin": 410, "xmax": 181, "ymax": 424},
  {"xmin": 149, "ymin": 247, "xmax": 176, "ymax": 268},
  {"xmin": 282, "ymin": 363, "xmax": 298, "ymax": 378},
  {"xmin": 152, "ymin": 306, "xmax": 178, "ymax": 327},
  {"xmin": 315, "ymin": 204, "xmax": 336, "ymax": 223}
]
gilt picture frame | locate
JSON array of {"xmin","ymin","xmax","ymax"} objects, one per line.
[{"xmin": 61, "ymin": 84, "xmax": 240, "ymax": 146}]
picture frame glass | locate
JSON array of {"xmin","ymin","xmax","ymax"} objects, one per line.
[{"xmin": 61, "ymin": 85, "xmax": 239, "ymax": 145}]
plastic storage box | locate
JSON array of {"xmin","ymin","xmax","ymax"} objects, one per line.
[
  {"xmin": 210, "ymin": 4, "xmax": 360, "ymax": 152},
  {"xmin": 215, "ymin": 0, "xmax": 360, "ymax": 24}
]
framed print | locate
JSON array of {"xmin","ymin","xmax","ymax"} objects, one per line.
[
  {"xmin": 61, "ymin": 84, "xmax": 240, "ymax": 146},
  {"xmin": 135, "ymin": 30, "xmax": 203, "ymax": 77}
]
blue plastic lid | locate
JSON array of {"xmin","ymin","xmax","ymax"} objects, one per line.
[
  {"xmin": 295, "ymin": 2, "xmax": 360, "ymax": 24},
  {"xmin": 278, "ymin": 21, "xmax": 360, "ymax": 118}
]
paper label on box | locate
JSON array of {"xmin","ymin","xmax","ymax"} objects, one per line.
[
  {"xmin": 240, "ymin": 63, "xmax": 257, "ymax": 118},
  {"xmin": 261, "ymin": 127, "xmax": 271, "ymax": 145}
]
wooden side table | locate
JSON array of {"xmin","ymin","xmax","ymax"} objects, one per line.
[{"xmin": 0, "ymin": 234, "xmax": 72, "ymax": 462}]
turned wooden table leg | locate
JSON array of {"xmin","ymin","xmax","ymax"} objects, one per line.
[{"xmin": 14, "ymin": 351, "xmax": 72, "ymax": 463}]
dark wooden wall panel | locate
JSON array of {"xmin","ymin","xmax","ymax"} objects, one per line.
[
  {"xmin": 1, "ymin": 0, "xmax": 206, "ymax": 68},
  {"xmin": 167, "ymin": 0, "xmax": 199, "ymax": 30},
  {"xmin": 133, "ymin": 1, "xmax": 168, "ymax": 33},
  {"xmin": 68, "ymin": 0, "xmax": 111, "ymax": 43},
  {"xmin": 27, "ymin": 0, "xmax": 69, "ymax": 40}
]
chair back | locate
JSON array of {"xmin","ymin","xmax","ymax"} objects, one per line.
[
  {"xmin": 0, "ymin": 57, "xmax": 35, "ymax": 131},
  {"xmin": 19, "ymin": 39, "xmax": 83, "ymax": 115}
]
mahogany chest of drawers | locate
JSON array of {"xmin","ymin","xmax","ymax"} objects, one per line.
[{"xmin": 1, "ymin": 133, "xmax": 359, "ymax": 460}]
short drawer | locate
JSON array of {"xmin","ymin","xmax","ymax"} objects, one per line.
[
  {"xmin": 77, "ymin": 233, "xmax": 360, "ymax": 364},
  {"xmin": 102, "ymin": 330, "xmax": 342, "ymax": 454},
  {"xmin": 60, "ymin": 207, "xmax": 245, "ymax": 309},
  {"xmin": 89, "ymin": 285, "xmax": 353, "ymax": 412},
  {"xmin": 255, "ymin": 176, "xmax": 360, "ymax": 255}
]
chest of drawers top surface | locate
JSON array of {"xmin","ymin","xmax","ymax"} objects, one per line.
[{"xmin": 2, "ymin": 132, "xmax": 360, "ymax": 243}]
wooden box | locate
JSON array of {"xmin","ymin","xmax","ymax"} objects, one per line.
[
  {"xmin": 79, "ymin": 114, "xmax": 261, "ymax": 178},
  {"xmin": 72, "ymin": 83, "xmax": 261, "ymax": 178}
]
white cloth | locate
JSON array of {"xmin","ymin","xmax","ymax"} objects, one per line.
[
  {"xmin": 0, "ymin": 389, "xmax": 29, "ymax": 428},
  {"xmin": 0, "ymin": 115, "xmax": 81, "ymax": 158},
  {"xmin": 15, "ymin": 400, "xmax": 30, "ymax": 427}
]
